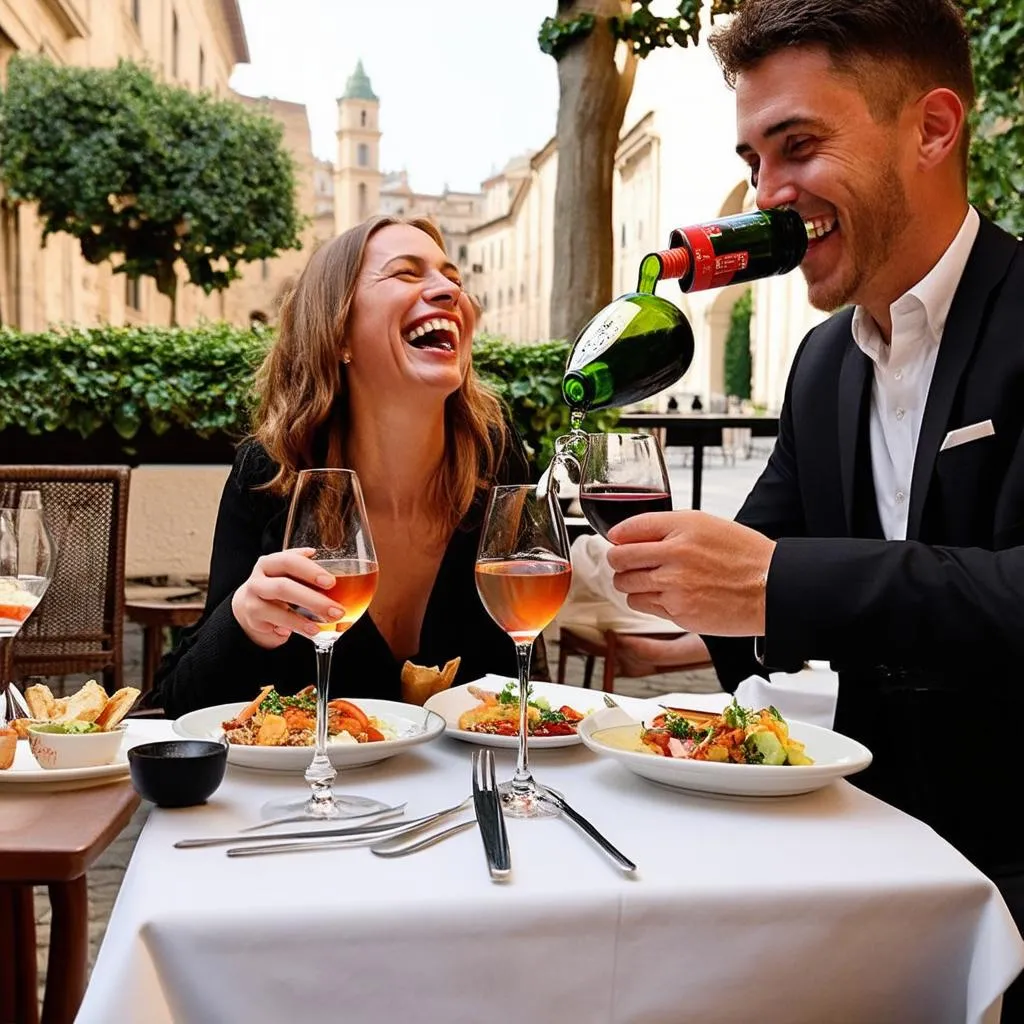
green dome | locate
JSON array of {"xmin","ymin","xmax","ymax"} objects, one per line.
[{"xmin": 342, "ymin": 60, "xmax": 378, "ymax": 102}]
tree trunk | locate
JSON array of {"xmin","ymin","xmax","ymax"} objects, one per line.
[
  {"xmin": 155, "ymin": 261, "xmax": 179, "ymax": 327},
  {"xmin": 549, "ymin": 1, "xmax": 637, "ymax": 342}
]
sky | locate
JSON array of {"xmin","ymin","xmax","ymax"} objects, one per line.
[{"xmin": 231, "ymin": 1, "xmax": 560, "ymax": 195}]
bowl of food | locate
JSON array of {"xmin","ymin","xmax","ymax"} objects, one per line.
[
  {"xmin": 28, "ymin": 722, "xmax": 127, "ymax": 770},
  {"xmin": 20, "ymin": 679, "xmax": 141, "ymax": 771},
  {"xmin": 127, "ymin": 740, "xmax": 228, "ymax": 807}
]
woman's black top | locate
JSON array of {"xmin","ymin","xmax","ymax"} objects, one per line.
[{"xmin": 155, "ymin": 431, "xmax": 532, "ymax": 717}]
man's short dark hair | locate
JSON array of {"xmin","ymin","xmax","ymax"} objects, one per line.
[{"xmin": 709, "ymin": 0, "xmax": 976, "ymax": 124}]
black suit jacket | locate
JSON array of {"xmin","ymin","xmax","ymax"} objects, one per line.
[{"xmin": 706, "ymin": 215, "xmax": 1024, "ymax": 876}]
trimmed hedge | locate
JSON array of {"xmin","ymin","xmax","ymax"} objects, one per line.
[{"xmin": 0, "ymin": 325, "xmax": 618, "ymax": 468}]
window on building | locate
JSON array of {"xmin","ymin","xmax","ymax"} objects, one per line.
[
  {"xmin": 507, "ymin": 288, "xmax": 513, "ymax": 306},
  {"xmin": 497, "ymin": 292, "xmax": 502, "ymax": 309},
  {"xmin": 125, "ymin": 276, "xmax": 141, "ymax": 312},
  {"xmin": 621, "ymin": 223, "xmax": 626, "ymax": 248},
  {"xmin": 358, "ymin": 182, "xmax": 368, "ymax": 219},
  {"xmin": 357, "ymin": 143, "xmax": 369, "ymax": 167},
  {"xmin": 199, "ymin": 46, "xmax": 205, "ymax": 88},
  {"xmin": 360, "ymin": 110, "xmax": 367, "ymax": 127},
  {"xmin": 482, "ymin": 293, "xmax": 488, "ymax": 311},
  {"xmin": 131, "ymin": 0, "xmax": 141, "ymax": 28},
  {"xmin": 171, "ymin": 12, "xmax": 179, "ymax": 77},
  {"xmin": 457, "ymin": 245, "xmax": 468, "ymax": 264},
  {"xmin": 499, "ymin": 240, "xmax": 504, "ymax": 270}
]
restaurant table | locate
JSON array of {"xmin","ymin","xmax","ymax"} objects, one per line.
[
  {"xmin": 78, "ymin": 698, "xmax": 1023, "ymax": 1024},
  {"xmin": 616, "ymin": 412, "xmax": 780, "ymax": 509},
  {"xmin": 0, "ymin": 780, "xmax": 140, "ymax": 1024}
]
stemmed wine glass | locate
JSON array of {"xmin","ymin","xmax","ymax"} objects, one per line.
[
  {"xmin": 1, "ymin": 498, "xmax": 55, "ymax": 724},
  {"xmin": 262, "ymin": 469, "xmax": 379, "ymax": 822},
  {"xmin": 579, "ymin": 433, "xmax": 672, "ymax": 541},
  {"xmin": 475, "ymin": 485, "xmax": 572, "ymax": 818}
]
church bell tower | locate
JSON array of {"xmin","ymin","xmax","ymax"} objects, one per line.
[{"xmin": 334, "ymin": 60, "xmax": 383, "ymax": 234}]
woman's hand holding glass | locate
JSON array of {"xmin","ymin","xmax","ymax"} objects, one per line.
[{"xmin": 231, "ymin": 549, "xmax": 349, "ymax": 649}]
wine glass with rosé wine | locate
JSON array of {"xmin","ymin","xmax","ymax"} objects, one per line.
[
  {"xmin": 475, "ymin": 485, "xmax": 572, "ymax": 819},
  {"xmin": 1, "ymin": 501, "xmax": 55, "ymax": 724},
  {"xmin": 261, "ymin": 469, "xmax": 379, "ymax": 824}
]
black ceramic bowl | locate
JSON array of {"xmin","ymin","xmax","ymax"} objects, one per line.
[{"xmin": 127, "ymin": 740, "xmax": 227, "ymax": 808}]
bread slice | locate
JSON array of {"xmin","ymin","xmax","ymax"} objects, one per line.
[
  {"xmin": 54, "ymin": 680, "xmax": 108, "ymax": 724},
  {"xmin": 0, "ymin": 727, "xmax": 16, "ymax": 770},
  {"xmin": 94, "ymin": 686, "xmax": 141, "ymax": 731},
  {"xmin": 401, "ymin": 656, "xmax": 460, "ymax": 707},
  {"xmin": 25, "ymin": 683, "xmax": 57, "ymax": 721}
]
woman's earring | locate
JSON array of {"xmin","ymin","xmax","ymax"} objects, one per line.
[{"xmin": 341, "ymin": 350, "xmax": 352, "ymax": 365}]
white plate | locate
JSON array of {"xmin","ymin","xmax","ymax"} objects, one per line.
[
  {"xmin": 0, "ymin": 730, "xmax": 136, "ymax": 792},
  {"xmin": 578, "ymin": 707, "xmax": 872, "ymax": 797},
  {"xmin": 172, "ymin": 698, "xmax": 445, "ymax": 772},
  {"xmin": 424, "ymin": 677, "xmax": 611, "ymax": 749}
]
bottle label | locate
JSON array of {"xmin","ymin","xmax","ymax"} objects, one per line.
[
  {"xmin": 679, "ymin": 226, "xmax": 750, "ymax": 291},
  {"xmin": 566, "ymin": 301, "xmax": 641, "ymax": 370}
]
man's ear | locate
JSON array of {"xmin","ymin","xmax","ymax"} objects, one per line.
[{"xmin": 917, "ymin": 87, "xmax": 965, "ymax": 172}]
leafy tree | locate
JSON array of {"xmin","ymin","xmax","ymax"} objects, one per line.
[
  {"xmin": 539, "ymin": 0, "xmax": 1023, "ymax": 345},
  {"xmin": 723, "ymin": 289, "xmax": 752, "ymax": 400},
  {"xmin": 0, "ymin": 57, "xmax": 303, "ymax": 324}
]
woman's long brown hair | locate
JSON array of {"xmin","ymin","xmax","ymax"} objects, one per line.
[{"xmin": 251, "ymin": 215, "xmax": 507, "ymax": 536}]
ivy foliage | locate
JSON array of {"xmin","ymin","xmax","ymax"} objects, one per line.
[
  {"xmin": 474, "ymin": 335, "xmax": 620, "ymax": 468},
  {"xmin": 0, "ymin": 57, "xmax": 304, "ymax": 321},
  {"xmin": 961, "ymin": 0, "xmax": 1024, "ymax": 236},
  {"xmin": 0, "ymin": 326, "xmax": 618, "ymax": 470},
  {"xmin": 539, "ymin": 1, "xmax": 742, "ymax": 61},
  {"xmin": 0, "ymin": 323, "xmax": 268, "ymax": 441},
  {"xmin": 723, "ymin": 290, "xmax": 752, "ymax": 400}
]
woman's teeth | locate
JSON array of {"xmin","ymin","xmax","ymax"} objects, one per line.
[{"xmin": 403, "ymin": 318, "xmax": 460, "ymax": 349}]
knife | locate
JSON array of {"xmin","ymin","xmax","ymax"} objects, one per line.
[
  {"xmin": 539, "ymin": 787, "xmax": 637, "ymax": 873},
  {"xmin": 472, "ymin": 748, "xmax": 511, "ymax": 880}
]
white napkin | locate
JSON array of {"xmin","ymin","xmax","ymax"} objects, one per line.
[{"xmin": 733, "ymin": 662, "xmax": 839, "ymax": 729}]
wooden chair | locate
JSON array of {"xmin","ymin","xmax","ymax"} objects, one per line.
[
  {"xmin": 0, "ymin": 466, "xmax": 131, "ymax": 693},
  {"xmin": 556, "ymin": 624, "xmax": 708, "ymax": 693}
]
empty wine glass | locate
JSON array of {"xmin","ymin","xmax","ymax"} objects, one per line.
[
  {"xmin": 579, "ymin": 433, "xmax": 672, "ymax": 541},
  {"xmin": 1, "ymin": 499, "xmax": 55, "ymax": 723},
  {"xmin": 475, "ymin": 485, "xmax": 572, "ymax": 819},
  {"xmin": 262, "ymin": 469, "xmax": 379, "ymax": 823}
]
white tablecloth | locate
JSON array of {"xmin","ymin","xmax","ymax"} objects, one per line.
[{"xmin": 78, "ymin": 696, "xmax": 1023, "ymax": 1024}]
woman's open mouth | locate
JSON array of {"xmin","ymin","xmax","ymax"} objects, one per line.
[{"xmin": 402, "ymin": 317, "xmax": 460, "ymax": 354}]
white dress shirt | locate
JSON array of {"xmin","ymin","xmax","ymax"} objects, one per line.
[{"xmin": 851, "ymin": 207, "xmax": 980, "ymax": 540}]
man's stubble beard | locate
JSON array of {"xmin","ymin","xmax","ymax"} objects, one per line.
[{"xmin": 804, "ymin": 161, "xmax": 910, "ymax": 314}]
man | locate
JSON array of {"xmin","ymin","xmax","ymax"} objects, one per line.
[{"xmin": 606, "ymin": 0, "xmax": 1024, "ymax": 1004}]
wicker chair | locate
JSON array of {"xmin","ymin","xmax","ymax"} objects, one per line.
[{"xmin": 0, "ymin": 466, "xmax": 130, "ymax": 693}]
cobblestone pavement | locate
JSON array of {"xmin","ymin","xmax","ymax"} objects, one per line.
[{"xmin": 30, "ymin": 447, "xmax": 770, "ymax": 1001}]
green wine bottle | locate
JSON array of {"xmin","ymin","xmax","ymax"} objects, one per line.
[
  {"xmin": 561, "ymin": 208, "xmax": 810, "ymax": 412},
  {"xmin": 561, "ymin": 256, "xmax": 695, "ymax": 413},
  {"xmin": 667, "ymin": 208, "xmax": 808, "ymax": 292}
]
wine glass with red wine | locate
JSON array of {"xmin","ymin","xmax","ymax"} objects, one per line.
[
  {"xmin": 579, "ymin": 433, "xmax": 672, "ymax": 540},
  {"xmin": 475, "ymin": 486, "xmax": 572, "ymax": 819},
  {"xmin": 262, "ymin": 469, "xmax": 379, "ymax": 823}
]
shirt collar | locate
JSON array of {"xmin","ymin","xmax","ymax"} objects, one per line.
[{"xmin": 851, "ymin": 206, "xmax": 980, "ymax": 366}]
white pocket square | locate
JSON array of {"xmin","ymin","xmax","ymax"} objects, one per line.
[{"xmin": 940, "ymin": 419, "xmax": 995, "ymax": 452}]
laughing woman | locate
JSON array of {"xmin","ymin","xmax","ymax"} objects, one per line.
[{"xmin": 155, "ymin": 216, "xmax": 537, "ymax": 717}]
